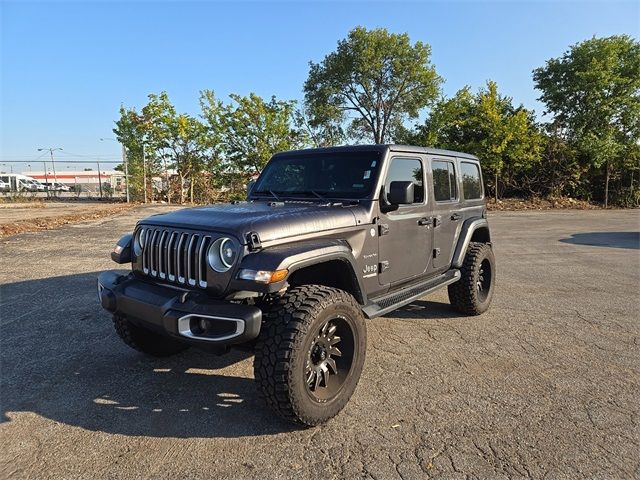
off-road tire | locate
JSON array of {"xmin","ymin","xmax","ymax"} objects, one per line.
[
  {"xmin": 113, "ymin": 314, "xmax": 189, "ymax": 357},
  {"xmin": 254, "ymin": 285, "xmax": 366, "ymax": 426},
  {"xmin": 448, "ymin": 242, "xmax": 495, "ymax": 315}
]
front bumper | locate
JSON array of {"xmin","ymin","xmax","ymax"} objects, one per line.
[{"xmin": 97, "ymin": 271, "xmax": 262, "ymax": 346}]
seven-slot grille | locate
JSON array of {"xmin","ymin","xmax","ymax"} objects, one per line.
[{"xmin": 139, "ymin": 228, "xmax": 212, "ymax": 288}]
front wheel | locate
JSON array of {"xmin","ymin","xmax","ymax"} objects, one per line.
[
  {"xmin": 254, "ymin": 285, "xmax": 366, "ymax": 426},
  {"xmin": 448, "ymin": 242, "xmax": 495, "ymax": 315}
]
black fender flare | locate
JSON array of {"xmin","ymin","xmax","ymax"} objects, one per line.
[
  {"xmin": 451, "ymin": 218, "xmax": 491, "ymax": 269},
  {"xmin": 231, "ymin": 239, "xmax": 367, "ymax": 304}
]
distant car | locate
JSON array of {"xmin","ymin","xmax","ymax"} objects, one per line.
[
  {"xmin": 0, "ymin": 180, "xmax": 9, "ymax": 192},
  {"xmin": 31, "ymin": 180, "xmax": 45, "ymax": 192},
  {"xmin": 42, "ymin": 182, "xmax": 70, "ymax": 192},
  {"xmin": 21, "ymin": 180, "xmax": 37, "ymax": 192}
]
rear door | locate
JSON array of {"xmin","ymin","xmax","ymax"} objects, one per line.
[
  {"xmin": 430, "ymin": 157, "xmax": 463, "ymax": 271},
  {"xmin": 377, "ymin": 156, "xmax": 432, "ymax": 286}
]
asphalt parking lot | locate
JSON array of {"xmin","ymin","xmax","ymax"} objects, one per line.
[{"xmin": 1, "ymin": 206, "xmax": 638, "ymax": 479}]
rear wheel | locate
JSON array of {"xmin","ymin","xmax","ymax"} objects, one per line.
[
  {"xmin": 254, "ymin": 285, "xmax": 366, "ymax": 426},
  {"xmin": 112, "ymin": 314, "xmax": 189, "ymax": 357},
  {"xmin": 448, "ymin": 242, "xmax": 495, "ymax": 315}
]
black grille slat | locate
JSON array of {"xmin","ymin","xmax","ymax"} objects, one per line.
[
  {"xmin": 198, "ymin": 236, "xmax": 211, "ymax": 288},
  {"xmin": 187, "ymin": 235, "xmax": 198, "ymax": 286},
  {"xmin": 158, "ymin": 231, "xmax": 167, "ymax": 279},
  {"xmin": 149, "ymin": 230, "xmax": 160, "ymax": 276},
  {"xmin": 166, "ymin": 232, "xmax": 176, "ymax": 281},
  {"xmin": 139, "ymin": 228, "xmax": 208, "ymax": 288}
]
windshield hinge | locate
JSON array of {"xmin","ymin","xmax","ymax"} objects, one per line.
[{"xmin": 247, "ymin": 232, "xmax": 262, "ymax": 251}]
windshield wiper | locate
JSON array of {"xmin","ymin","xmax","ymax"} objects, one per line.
[
  {"xmin": 253, "ymin": 189, "xmax": 281, "ymax": 201},
  {"xmin": 309, "ymin": 190, "xmax": 326, "ymax": 200}
]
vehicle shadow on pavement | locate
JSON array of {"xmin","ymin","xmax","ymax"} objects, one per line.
[
  {"xmin": 560, "ymin": 231, "xmax": 640, "ymax": 250},
  {"xmin": 0, "ymin": 272, "xmax": 299, "ymax": 438},
  {"xmin": 387, "ymin": 299, "xmax": 468, "ymax": 319}
]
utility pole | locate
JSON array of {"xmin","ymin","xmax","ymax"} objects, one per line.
[
  {"xmin": 143, "ymin": 144, "xmax": 148, "ymax": 203},
  {"xmin": 97, "ymin": 161, "xmax": 103, "ymax": 198},
  {"xmin": 37, "ymin": 147, "xmax": 62, "ymax": 195},
  {"xmin": 100, "ymin": 137, "xmax": 130, "ymax": 203},
  {"xmin": 122, "ymin": 143, "xmax": 130, "ymax": 203},
  {"xmin": 43, "ymin": 161, "xmax": 49, "ymax": 198}
]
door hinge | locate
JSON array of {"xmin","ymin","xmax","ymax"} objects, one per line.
[
  {"xmin": 433, "ymin": 216, "xmax": 442, "ymax": 228},
  {"xmin": 433, "ymin": 248, "xmax": 441, "ymax": 258},
  {"xmin": 379, "ymin": 224, "xmax": 390, "ymax": 236},
  {"xmin": 379, "ymin": 260, "xmax": 390, "ymax": 272}
]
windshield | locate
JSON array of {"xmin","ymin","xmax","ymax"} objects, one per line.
[{"xmin": 253, "ymin": 151, "xmax": 383, "ymax": 200}]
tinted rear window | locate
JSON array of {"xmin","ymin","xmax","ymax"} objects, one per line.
[
  {"xmin": 460, "ymin": 162, "xmax": 483, "ymax": 199},
  {"xmin": 432, "ymin": 160, "xmax": 457, "ymax": 202}
]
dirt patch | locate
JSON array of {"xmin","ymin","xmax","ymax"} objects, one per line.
[
  {"xmin": 487, "ymin": 196, "xmax": 602, "ymax": 211},
  {"xmin": 0, "ymin": 203, "xmax": 134, "ymax": 237}
]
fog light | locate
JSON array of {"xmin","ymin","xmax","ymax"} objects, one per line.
[{"xmin": 199, "ymin": 318, "xmax": 209, "ymax": 332}]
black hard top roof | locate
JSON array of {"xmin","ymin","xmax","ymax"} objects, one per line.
[{"xmin": 275, "ymin": 144, "xmax": 479, "ymax": 161}]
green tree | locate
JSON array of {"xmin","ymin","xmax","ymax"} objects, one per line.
[
  {"xmin": 201, "ymin": 92, "xmax": 302, "ymax": 198},
  {"xmin": 533, "ymin": 35, "xmax": 640, "ymax": 207},
  {"xmin": 294, "ymin": 105, "xmax": 345, "ymax": 148},
  {"xmin": 142, "ymin": 92, "xmax": 211, "ymax": 203},
  {"xmin": 113, "ymin": 106, "xmax": 147, "ymax": 201},
  {"xmin": 304, "ymin": 26, "xmax": 442, "ymax": 144},
  {"xmin": 403, "ymin": 81, "xmax": 542, "ymax": 200}
]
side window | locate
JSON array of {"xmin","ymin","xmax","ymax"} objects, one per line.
[
  {"xmin": 460, "ymin": 162, "xmax": 483, "ymax": 199},
  {"xmin": 432, "ymin": 160, "xmax": 457, "ymax": 202},
  {"xmin": 384, "ymin": 158, "xmax": 424, "ymax": 203}
]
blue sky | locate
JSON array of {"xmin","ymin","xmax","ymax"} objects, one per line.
[{"xmin": 1, "ymin": 0, "xmax": 638, "ymax": 171}]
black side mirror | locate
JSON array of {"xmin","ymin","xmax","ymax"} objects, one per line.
[
  {"xmin": 388, "ymin": 181, "xmax": 415, "ymax": 205},
  {"xmin": 246, "ymin": 180, "xmax": 256, "ymax": 197}
]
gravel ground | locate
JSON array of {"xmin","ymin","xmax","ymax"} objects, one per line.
[{"xmin": 0, "ymin": 206, "xmax": 638, "ymax": 479}]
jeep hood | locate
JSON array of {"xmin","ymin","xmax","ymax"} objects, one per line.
[{"xmin": 139, "ymin": 202, "xmax": 359, "ymax": 243}]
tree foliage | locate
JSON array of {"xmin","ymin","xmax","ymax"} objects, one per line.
[
  {"xmin": 112, "ymin": 33, "xmax": 639, "ymax": 207},
  {"xmin": 304, "ymin": 27, "xmax": 442, "ymax": 144},
  {"xmin": 402, "ymin": 81, "xmax": 543, "ymax": 199},
  {"xmin": 533, "ymin": 35, "xmax": 640, "ymax": 206},
  {"xmin": 116, "ymin": 91, "xmax": 300, "ymax": 203}
]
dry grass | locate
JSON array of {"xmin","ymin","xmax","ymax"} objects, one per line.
[
  {"xmin": 487, "ymin": 196, "xmax": 601, "ymax": 211},
  {"xmin": 0, "ymin": 204, "xmax": 134, "ymax": 237}
]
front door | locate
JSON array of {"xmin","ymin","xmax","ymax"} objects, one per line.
[{"xmin": 377, "ymin": 156, "xmax": 432, "ymax": 286}]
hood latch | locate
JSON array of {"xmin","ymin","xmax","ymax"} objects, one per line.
[{"xmin": 247, "ymin": 231, "xmax": 262, "ymax": 251}]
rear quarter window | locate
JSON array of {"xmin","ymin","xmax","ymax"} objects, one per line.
[{"xmin": 460, "ymin": 162, "xmax": 483, "ymax": 200}]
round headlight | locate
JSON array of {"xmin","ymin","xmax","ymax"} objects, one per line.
[
  {"xmin": 133, "ymin": 228, "xmax": 145, "ymax": 256},
  {"xmin": 208, "ymin": 237, "xmax": 237, "ymax": 272}
]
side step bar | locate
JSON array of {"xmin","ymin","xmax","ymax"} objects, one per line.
[{"xmin": 362, "ymin": 269, "xmax": 460, "ymax": 319}]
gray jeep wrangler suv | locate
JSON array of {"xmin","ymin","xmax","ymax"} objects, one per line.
[{"xmin": 98, "ymin": 145, "xmax": 495, "ymax": 425}]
